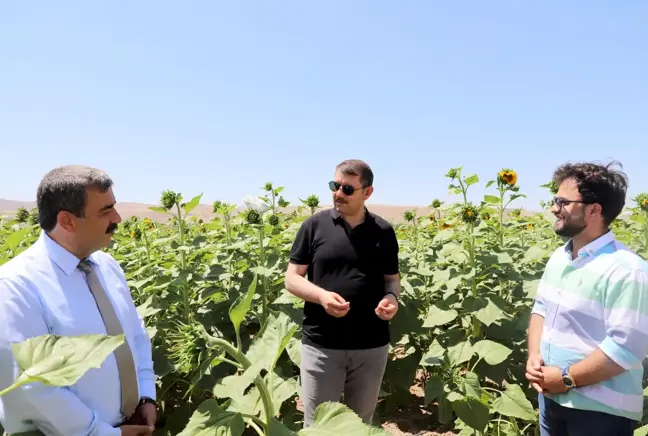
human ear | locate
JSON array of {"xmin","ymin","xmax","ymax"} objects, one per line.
[
  {"xmin": 56, "ymin": 211, "xmax": 77, "ymax": 232},
  {"xmin": 588, "ymin": 203, "xmax": 603, "ymax": 220}
]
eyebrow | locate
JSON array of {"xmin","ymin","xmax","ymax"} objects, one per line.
[{"xmin": 99, "ymin": 203, "xmax": 115, "ymax": 213}]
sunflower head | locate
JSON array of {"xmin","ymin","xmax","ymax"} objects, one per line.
[
  {"xmin": 268, "ymin": 214, "xmax": 280, "ymax": 226},
  {"xmin": 160, "ymin": 190, "xmax": 180, "ymax": 210},
  {"xmin": 403, "ymin": 211, "xmax": 416, "ymax": 222},
  {"xmin": 636, "ymin": 193, "xmax": 648, "ymax": 212},
  {"xmin": 482, "ymin": 212, "xmax": 490, "ymax": 221},
  {"xmin": 130, "ymin": 227, "xmax": 141, "ymax": 240},
  {"xmin": 461, "ymin": 203, "xmax": 479, "ymax": 224},
  {"xmin": 498, "ymin": 168, "xmax": 518, "ymax": 188},
  {"xmin": 246, "ymin": 209, "xmax": 262, "ymax": 225}
]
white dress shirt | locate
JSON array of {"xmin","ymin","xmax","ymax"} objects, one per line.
[{"xmin": 0, "ymin": 231, "xmax": 157, "ymax": 436}]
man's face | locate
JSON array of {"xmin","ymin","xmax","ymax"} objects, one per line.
[
  {"xmin": 331, "ymin": 170, "xmax": 372, "ymax": 215},
  {"xmin": 72, "ymin": 187, "xmax": 122, "ymax": 253},
  {"xmin": 551, "ymin": 178, "xmax": 590, "ymax": 238}
]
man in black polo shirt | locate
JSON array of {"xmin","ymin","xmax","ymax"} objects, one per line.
[{"xmin": 284, "ymin": 159, "xmax": 401, "ymax": 427}]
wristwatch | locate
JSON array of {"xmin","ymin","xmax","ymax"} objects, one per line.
[
  {"xmin": 385, "ymin": 291, "xmax": 398, "ymax": 300},
  {"xmin": 561, "ymin": 367, "xmax": 576, "ymax": 390},
  {"xmin": 139, "ymin": 396, "xmax": 157, "ymax": 407}
]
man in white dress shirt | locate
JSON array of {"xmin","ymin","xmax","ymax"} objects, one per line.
[{"xmin": 0, "ymin": 165, "xmax": 157, "ymax": 436}]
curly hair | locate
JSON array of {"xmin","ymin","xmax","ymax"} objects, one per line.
[{"xmin": 552, "ymin": 160, "xmax": 628, "ymax": 225}]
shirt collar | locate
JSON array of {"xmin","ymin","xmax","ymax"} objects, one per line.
[
  {"xmin": 329, "ymin": 206, "xmax": 374, "ymax": 224},
  {"xmin": 38, "ymin": 231, "xmax": 99, "ymax": 276},
  {"xmin": 565, "ymin": 230, "xmax": 616, "ymax": 259}
]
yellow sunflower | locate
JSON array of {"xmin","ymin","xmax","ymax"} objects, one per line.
[{"xmin": 498, "ymin": 169, "xmax": 518, "ymax": 187}]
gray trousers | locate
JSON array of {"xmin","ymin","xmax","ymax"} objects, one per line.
[{"xmin": 299, "ymin": 342, "xmax": 389, "ymax": 427}]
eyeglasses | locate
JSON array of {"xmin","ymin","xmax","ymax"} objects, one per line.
[
  {"xmin": 550, "ymin": 196, "xmax": 593, "ymax": 208},
  {"xmin": 329, "ymin": 181, "xmax": 365, "ymax": 196}
]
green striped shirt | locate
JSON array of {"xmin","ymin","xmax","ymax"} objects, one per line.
[{"xmin": 531, "ymin": 230, "xmax": 648, "ymax": 421}]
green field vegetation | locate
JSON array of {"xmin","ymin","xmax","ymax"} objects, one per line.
[{"xmin": 2, "ymin": 168, "xmax": 648, "ymax": 435}]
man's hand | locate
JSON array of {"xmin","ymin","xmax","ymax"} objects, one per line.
[
  {"xmin": 318, "ymin": 291, "xmax": 350, "ymax": 317},
  {"xmin": 124, "ymin": 402, "xmax": 157, "ymax": 427},
  {"xmin": 538, "ymin": 366, "xmax": 569, "ymax": 394},
  {"xmin": 134, "ymin": 403, "xmax": 157, "ymax": 427},
  {"xmin": 375, "ymin": 294, "xmax": 398, "ymax": 321},
  {"xmin": 525, "ymin": 353, "xmax": 545, "ymax": 393},
  {"xmin": 120, "ymin": 424, "xmax": 155, "ymax": 436}
]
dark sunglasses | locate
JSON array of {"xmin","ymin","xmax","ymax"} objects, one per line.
[
  {"xmin": 550, "ymin": 196, "xmax": 593, "ymax": 208},
  {"xmin": 329, "ymin": 181, "xmax": 364, "ymax": 196}
]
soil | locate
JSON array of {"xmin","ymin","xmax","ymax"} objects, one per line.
[{"xmin": 375, "ymin": 379, "xmax": 456, "ymax": 436}]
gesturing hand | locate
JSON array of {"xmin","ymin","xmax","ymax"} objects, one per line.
[
  {"xmin": 375, "ymin": 294, "xmax": 398, "ymax": 320},
  {"xmin": 318, "ymin": 291, "xmax": 350, "ymax": 317}
]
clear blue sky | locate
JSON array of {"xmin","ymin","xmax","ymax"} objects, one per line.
[{"xmin": 1, "ymin": 1, "xmax": 646, "ymax": 212}]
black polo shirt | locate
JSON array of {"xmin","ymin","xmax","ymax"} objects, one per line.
[{"xmin": 289, "ymin": 207, "xmax": 399, "ymax": 350}]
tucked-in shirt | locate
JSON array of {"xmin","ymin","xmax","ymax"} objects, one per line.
[
  {"xmin": 0, "ymin": 231, "xmax": 156, "ymax": 436},
  {"xmin": 532, "ymin": 230, "xmax": 648, "ymax": 421}
]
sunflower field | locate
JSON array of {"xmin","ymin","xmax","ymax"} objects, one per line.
[{"xmin": 1, "ymin": 167, "xmax": 648, "ymax": 436}]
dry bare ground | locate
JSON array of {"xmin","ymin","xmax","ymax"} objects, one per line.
[{"xmin": 375, "ymin": 370, "xmax": 457, "ymax": 436}]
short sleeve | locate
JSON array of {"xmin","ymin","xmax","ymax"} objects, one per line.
[
  {"xmin": 382, "ymin": 226, "xmax": 399, "ymax": 275},
  {"xmin": 289, "ymin": 218, "xmax": 314, "ymax": 265}
]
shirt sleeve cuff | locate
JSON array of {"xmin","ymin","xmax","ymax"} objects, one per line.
[
  {"xmin": 599, "ymin": 336, "xmax": 640, "ymax": 370},
  {"xmin": 139, "ymin": 379, "xmax": 157, "ymax": 401},
  {"xmin": 531, "ymin": 302, "xmax": 546, "ymax": 317}
]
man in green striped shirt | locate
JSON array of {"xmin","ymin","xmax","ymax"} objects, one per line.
[{"xmin": 526, "ymin": 161, "xmax": 648, "ymax": 436}]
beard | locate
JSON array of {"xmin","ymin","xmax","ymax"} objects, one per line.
[{"xmin": 554, "ymin": 214, "xmax": 587, "ymax": 238}]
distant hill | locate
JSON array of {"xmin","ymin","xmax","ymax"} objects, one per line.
[
  {"xmin": 0, "ymin": 198, "xmax": 442, "ymax": 223},
  {"xmin": 0, "ymin": 198, "xmax": 539, "ymax": 224}
]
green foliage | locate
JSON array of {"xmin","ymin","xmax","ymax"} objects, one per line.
[
  {"xmin": 0, "ymin": 333, "xmax": 125, "ymax": 398},
  {"xmin": 1, "ymin": 171, "xmax": 647, "ymax": 435}
]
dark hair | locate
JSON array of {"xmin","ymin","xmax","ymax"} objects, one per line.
[
  {"xmin": 336, "ymin": 159, "xmax": 374, "ymax": 187},
  {"xmin": 37, "ymin": 165, "xmax": 113, "ymax": 232},
  {"xmin": 552, "ymin": 160, "xmax": 628, "ymax": 225}
]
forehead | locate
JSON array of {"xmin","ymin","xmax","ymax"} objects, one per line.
[
  {"xmin": 85, "ymin": 186, "xmax": 116, "ymax": 211},
  {"xmin": 334, "ymin": 170, "xmax": 361, "ymax": 184},
  {"xmin": 556, "ymin": 178, "xmax": 580, "ymax": 198}
]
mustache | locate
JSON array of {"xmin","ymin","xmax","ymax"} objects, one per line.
[{"xmin": 106, "ymin": 222, "xmax": 118, "ymax": 234}]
